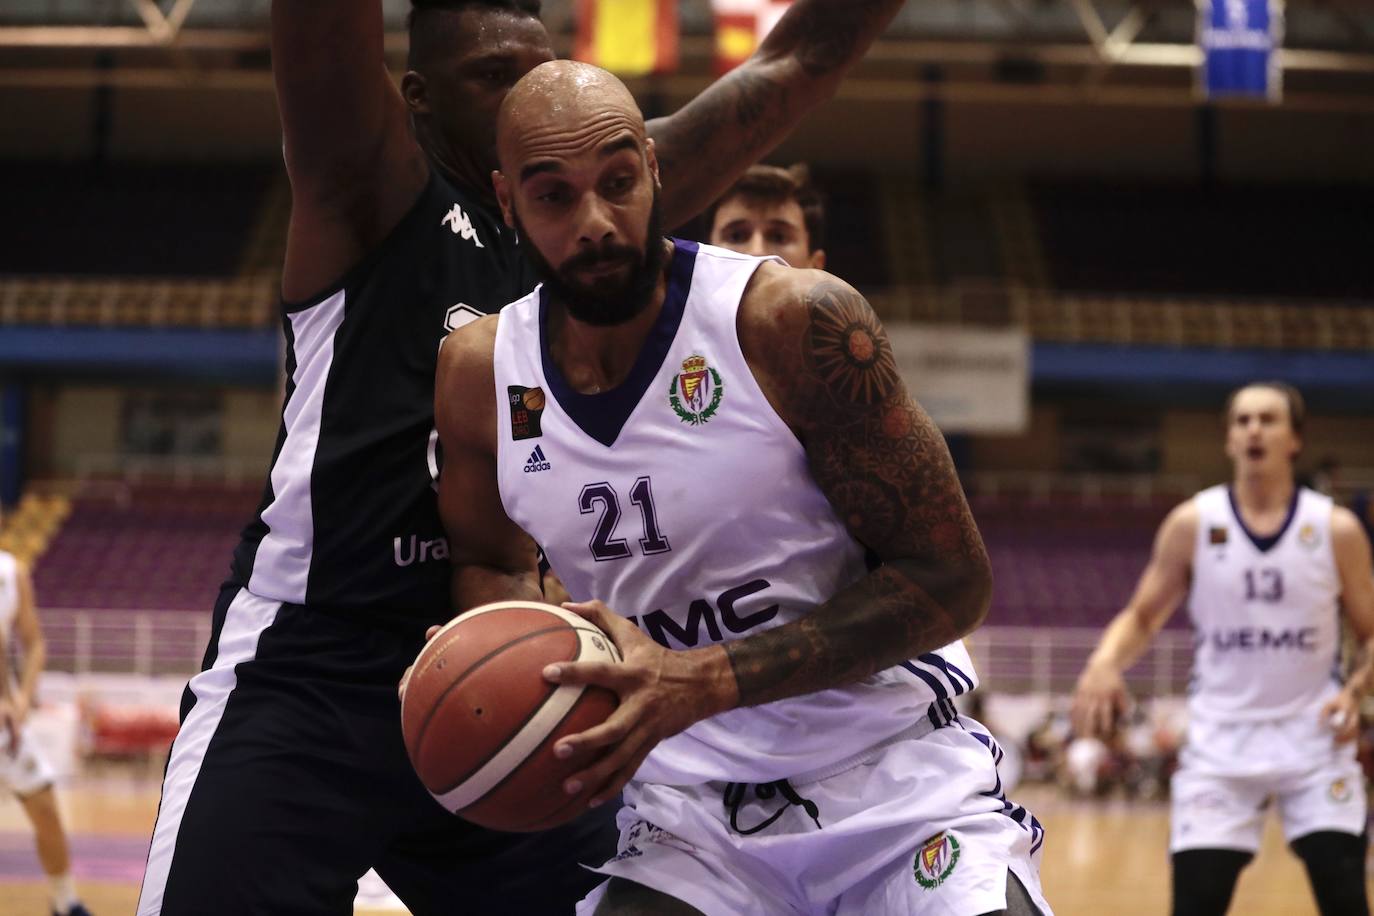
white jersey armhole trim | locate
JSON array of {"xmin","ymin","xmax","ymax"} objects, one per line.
[{"xmin": 718, "ymin": 255, "xmax": 807, "ymax": 458}]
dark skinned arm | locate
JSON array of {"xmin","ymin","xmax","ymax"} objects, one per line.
[
  {"xmin": 272, "ymin": 0, "xmax": 429, "ymax": 302},
  {"xmin": 547, "ymin": 264, "xmax": 992, "ymax": 807},
  {"xmin": 433, "ymin": 317, "xmax": 544, "ymax": 612},
  {"xmin": 648, "ymin": 0, "xmax": 907, "ymax": 229}
]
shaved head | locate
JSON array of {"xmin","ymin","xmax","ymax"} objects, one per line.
[
  {"xmin": 491, "ymin": 61, "xmax": 666, "ymax": 328},
  {"xmin": 496, "ymin": 61, "xmax": 646, "ymax": 177}
]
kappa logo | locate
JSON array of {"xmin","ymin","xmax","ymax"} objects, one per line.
[
  {"xmin": 441, "ymin": 204, "xmax": 485, "ymax": 248},
  {"xmin": 524, "ymin": 445, "xmax": 551, "ymax": 474},
  {"xmin": 913, "ymin": 831, "xmax": 961, "ymax": 890}
]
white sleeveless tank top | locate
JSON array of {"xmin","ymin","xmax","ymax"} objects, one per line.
[
  {"xmin": 489, "ymin": 240, "xmax": 978, "ymax": 785},
  {"xmin": 0, "ymin": 550, "xmax": 18, "ymax": 644},
  {"xmin": 1186, "ymin": 484, "xmax": 1342, "ymax": 723}
]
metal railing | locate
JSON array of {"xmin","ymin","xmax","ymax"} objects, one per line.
[
  {"xmin": 40, "ymin": 609, "xmax": 213, "ymax": 677},
  {"xmin": 33, "ymin": 608, "xmax": 1194, "ymax": 696},
  {"xmin": 966, "ymin": 626, "xmax": 1195, "ymax": 696}
]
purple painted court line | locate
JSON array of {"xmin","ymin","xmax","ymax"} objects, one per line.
[{"xmin": 0, "ymin": 831, "xmax": 149, "ymax": 882}]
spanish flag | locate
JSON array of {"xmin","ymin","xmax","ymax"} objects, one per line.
[
  {"xmin": 712, "ymin": 0, "xmax": 793, "ymax": 74},
  {"xmin": 574, "ymin": 0, "xmax": 679, "ymax": 77}
]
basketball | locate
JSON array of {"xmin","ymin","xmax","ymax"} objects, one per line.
[
  {"xmin": 522, "ymin": 387, "xmax": 546, "ymax": 411},
  {"xmin": 400, "ymin": 600, "xmax": 622, "ymax": 832}
]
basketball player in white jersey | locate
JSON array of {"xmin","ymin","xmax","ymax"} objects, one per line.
[
  {"xmin": 427, "ymin": 61, "xmax": 1051, "ymax": 916},
  {"xmin": 0, "ymin": 545, "xmax": 90, "ymax": 916},
  {"xmin": 1072, "ymin": 382, "xmax": 1374, "ymax": 916}
]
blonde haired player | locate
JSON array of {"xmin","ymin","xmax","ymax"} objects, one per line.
[
  {"xmin": 0, "ymin": 539, "xmax": 90, "ymax": 916},
  {"xmin": 1073, "ymin": 382, "xmax": 1374, "ymax": 916}
]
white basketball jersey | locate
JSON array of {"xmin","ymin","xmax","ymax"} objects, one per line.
[
  {"xmin": 1186, "ymin": 484, "xmax": 1342, "ymax": 723},
  {"xmin": 0, "ymin": 550, "xmax": 18, "ymax": 644},
  {"xmin": 490, "ymin": 240, "xmax": 978, "ymax": 786}
]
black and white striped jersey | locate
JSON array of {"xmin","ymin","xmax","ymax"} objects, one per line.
[{"xmin": 230, "ymin": 170, "xmax": 538, "ymax": 621}]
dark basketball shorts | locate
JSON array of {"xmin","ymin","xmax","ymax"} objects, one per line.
[{"xmin": 136, "ymin": 583, "xmax": 618, "ymax": 915}]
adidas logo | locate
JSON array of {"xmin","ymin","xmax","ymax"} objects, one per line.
[{"xmin": 523, "ymin": 445, "xmax": 551, "ymax": 474}]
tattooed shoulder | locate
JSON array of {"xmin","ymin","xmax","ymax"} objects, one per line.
[
  {"xmin": 801, "ymin": 279, "xmax": 900, "ymax": 409},
  {"xmin": 739, "ymin": 270, "xmax": 901, "ymax": 433}
]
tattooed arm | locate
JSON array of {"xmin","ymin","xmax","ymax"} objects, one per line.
[
  {"xmin": 647, "ymin": 0, "xmax": 906, "ymax": 229},
  {"xmin": 546, "ymin": 266, "xmax": 991, "ymax": 807},
  {"xmin": 722, "ymin": 265, "xmax": 992, "ymax": 705}
]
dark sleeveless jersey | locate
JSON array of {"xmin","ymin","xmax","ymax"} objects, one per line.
[{"xmin": 230, "ymin": 169, "xmax": 539, "ymax": 621}]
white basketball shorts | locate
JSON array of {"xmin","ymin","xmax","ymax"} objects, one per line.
[
  {"xmin": 577, "ymin": 713, "xmax": 1052, "ymax": 916},
  {"xmin": 0, "ymin": 722, "xmax": 56, "ymax": 797},
  {"xmin": 1170, "ymin": 712, "xmax": 1367, "ymax": 853}
]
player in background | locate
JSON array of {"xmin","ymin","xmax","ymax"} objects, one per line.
[
  {"xmin": 138, "ymin": 0, "xmax": 912, "ymax": 913},
  {"xmin": 0, "ymin": 543, "xmax": 91, "ymax": 916},
  {"xmin": 1072, "ymin": 382, "xmax": 1374, "ymax": 916},
  {"xmin": 705, "ymin": 163, "xmax": 827, "ymax": 268},
  {"xmin": 433, "ymin": 61, "xmax": 1050, "ymax": 915}
]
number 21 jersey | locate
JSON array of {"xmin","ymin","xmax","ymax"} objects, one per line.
[{"xmin": 489, "ymin": 240, "xmax": 978, "ymax": 786}]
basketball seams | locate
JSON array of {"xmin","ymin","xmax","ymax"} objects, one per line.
[
  {"xmin": 410, "ymin": 624, "xmax": 575, "ymax": 756},
  {"xmin": 488, "ymin": 688, "xmax": 615, "ymax": 831},
  {"xmin": 403, "ymin": 602, "xmax": 623, "ymax": 826},
  {"xmin": 430, "ymin": 619, "xmax": 621, "ymax": 813}
]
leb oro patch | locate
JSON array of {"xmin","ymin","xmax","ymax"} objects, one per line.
[{"xmin": 508, "ymin": 385, "xmax": 545, "ymax": 440}]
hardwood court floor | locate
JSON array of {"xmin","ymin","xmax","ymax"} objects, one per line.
[{"xmin": 0, "ymin": 781, "xmax": 1368, "ymax": 914}]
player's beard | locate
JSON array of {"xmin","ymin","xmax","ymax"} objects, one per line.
[{"xmin": 516, "ymin": 191, "xmax": 666, "ymax": 327}]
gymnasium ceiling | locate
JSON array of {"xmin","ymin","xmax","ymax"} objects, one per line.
[{"xmin": 1, "ymin": 0, "xmax": 1372, "ymax": 106}]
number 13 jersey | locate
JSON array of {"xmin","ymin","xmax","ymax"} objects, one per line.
[
  {"xmin": 1186, "ymin": 484, "xmax": 1342, "ymax": 724},
  {"xmin": 488, "ymin": 239, "xmax": 977, "ymax": 786}
]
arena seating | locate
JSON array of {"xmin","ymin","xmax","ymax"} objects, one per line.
[
  {"xmin": 30, "ymin": 482, "xmax": 262, "ymax": 612},
  {"xmin": 972, "ymin": 496, "xmax": 1180, "ymax": 629},
  {"xmin": 0, "ymin": 162, "xmax": 275, "ymax": 278},
  {"xmin": 0, "ymin": 160, "xmax": 284, "ymax": 330},
  {"xmin": 0, "ymin": 492, "xmax": 71, "ymax": 564},
  {"xmin": 23, "ymin": 476, "xmax": 1171, "ymax": 629},
  {"xmin": 1030, "ymin": 182, "xmax": 1374, "ymax": 301},
  {"xmin": 5, "ymin": 163, "xmax": 1371, "ymax": 346},
  {"xmin": 811, "ymin": 168, "xmax": 891, "ymax": 290}
]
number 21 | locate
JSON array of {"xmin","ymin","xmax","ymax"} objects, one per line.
[{"xmin": 579, "ymin": 477, "xmax": 671, "ymax": 562}]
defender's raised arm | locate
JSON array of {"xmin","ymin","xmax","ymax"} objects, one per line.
[
  {"xmin": 648, "ymin": 0, "xmax": 906, "ymax": 229},
  {"xmin": 272, "ymin": 0, "xmax": 428, "ymax": 300}
]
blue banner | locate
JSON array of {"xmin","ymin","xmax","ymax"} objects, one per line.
[{"xmin": 1198, "ymin": 0, "xmax": 1283, "ymax": 101}]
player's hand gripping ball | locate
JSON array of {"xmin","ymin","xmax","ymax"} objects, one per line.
[{"xmin": 400, "ymin": 601, "xmax": 621, "ymax": 832}]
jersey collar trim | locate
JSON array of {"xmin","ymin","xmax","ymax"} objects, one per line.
[
  {"xmin": 1227, "ymin": 484, "xmax": 1301, "ymax": 553},
  {"xmin": 538, "ymin": 238, "xmax": 699, "ymax": 447}
]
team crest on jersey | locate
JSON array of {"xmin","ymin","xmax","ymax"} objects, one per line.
[
  {"xmin": 1331, "ymin": 778, "xmax": 1354, "ymax": 803},
  {"xmin": 1209, "ymin": 526, "xmax": 1229, "ymax": 546},
  {"xmin": 913, "ymin": 831, "xmax": 961, "ymax": 889},
  {"xmin": 508, "ymin": 386, "xmax": 545, "ymax": 440},
  {"xmin": 1299, "ymin": 523, "xmax": 1322, "ymax": 550},
  {"xmin": 668, "ymin": 355, "xmax": 723, "ymax": 426}
]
